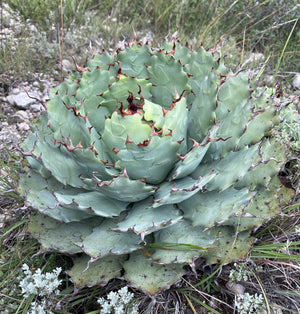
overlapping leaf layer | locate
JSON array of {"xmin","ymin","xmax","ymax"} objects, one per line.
[{"xmin": 19, "ymin": 42, "xmax": 293, "ymax": 295}]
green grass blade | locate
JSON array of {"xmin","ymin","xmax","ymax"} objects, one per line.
[
  {"xmin": 273, "ymin": 17, "xmax": 299, "ymax": 89},
  {"xmin": 183, "ymin": 293, "xmax": 221, "ymax": 314}
]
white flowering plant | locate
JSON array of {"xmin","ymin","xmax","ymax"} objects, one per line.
[
  {"xmin": 97, "ymin": 286, "xmax": 138, "ymax": 314},
  {"xmin": 229, "ymin": 263, "xmax": 251, "ymax": 282},
  {"xmin": 19, "ymin": 264, "xmax": 62, "ymax": 298},
  {"xmin": 235, "ymin": 292, "xmax": 264, "ymax": 314},
  {"xmin": 27, "ymin": 300, "xmax": 55, "ymax": 314},
  {"xmin": 19, "ymin": 264, "xmax": 62, "ymax": 313}
]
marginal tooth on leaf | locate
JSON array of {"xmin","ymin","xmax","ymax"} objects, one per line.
[
  {"xmin": 150, "ymin": 129, "xmax": 159, "ymax": 137},
  {"xmin": 147, "ymin": 121, "xmax": 155, "ymax": 128},
  {"xmin": 107, "ymin": 163, "xmax": 116, "ymax": 168},
  {"xmin": 131, "ymin": 25, "xmax": 137, "ymax": 44},
  {"xmin": 126, "ymin": 135, "xmax": 134, "ymax": 144},
  {"xmin": 177, "ymin": 154, "xmax": 186, "ymax": 161},
  {"xmin": 121, "ymin": 167, "xmax": 129, "ymax": 178},
  {"xmin": 169, "ymin": 41, "xmax": 176, "ymax": 56},
  {"xmin": 68, "ymin": 53, "xmax": 88, "ymax": 73},
  {"xmin": 116, "ymin": 60, "xmax": 127, "ymax": 77},
  {"xmin": 165, "ymin": 129, "xmax": 173, "ymax": 136},
  {"xmin": 162, "ymin": 107, "xmax": 168, "ymax": 116},
  {"xmin": 75, "ymin": 140, "xmax": 84, "ymax": 150},
  {"xmin": 173, "ymin": 90, "xmax": 186, "ymax": 104},
  {"xmin": 20, "ymin": 150, "xmax": 34, "ymax": 157},
  {"xmin": 174, "ymin": 86, "xmax": 178, "ymax": 97},
  {"xmin": 151, "ymin": 128, "xmax": 163, "ymax": 137},
  {"xmin": 137, "ymin": 139, "xmax": 151, "ymax": 147},
  {"xmin": 112, "ymin": 148, "xmax": 120, "ymax": 154},
  {"xmin": 170, "ymin": 102, "xmax": 176, "ymax": 111},
  {"xmin": 87, "ymin": 142, "xmax": 98, "ymax": 155},
  {"xmin": 170, "ymin": 183, "xmax": 177, "ymax": 193},
  {"xmin": 189, "ymin": 138, "xmax": 200, "ymax": 148}
]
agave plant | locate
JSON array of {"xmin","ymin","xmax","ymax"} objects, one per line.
[{"xmin": 19, "ymin": 41, "xmax": 293, "ymax": 295}]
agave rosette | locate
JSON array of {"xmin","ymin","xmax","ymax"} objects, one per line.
[{"xmin": 19, "ymin": 42, "xmax": 293, "ymax": 295}]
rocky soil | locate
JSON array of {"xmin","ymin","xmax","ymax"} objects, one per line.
[{"xmin": 0, "ymin": 76, "xmax": 59, "ymax": 158}]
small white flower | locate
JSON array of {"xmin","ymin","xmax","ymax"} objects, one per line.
[
  {"xmin": 107, "ymin": 291, "xmax": 119, "ymax": 307},
  {"xmin": 97, "ymin": 286, "xmax": 138, "ymax": 314},
  {"xmin": 28, "ymin": 300, "xmax": 54, "ymax": 314},
  {"xmin": 235, "ymin": 292, "xmax": 264, "ymax": 313},
  {"xmin": 19, "ymin": 264, "xmax": 62, "ymax": 298},
  {"xmin": 118, "ymin": 287, "xmax": 134, "ymax": 304}
]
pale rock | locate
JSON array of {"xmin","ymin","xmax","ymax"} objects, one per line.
[
  {"xmin": 2, "ymin": 28, "xmax": 13, "ymax": 36},
  {"xmin": 9, "ymin": 110, "xmax": 29, "ymax": 123},
  {"xmin": 292, "ymin": 73, "xmax": 300, "ymax": 90},
  {"xmin": 30, "ymin": 104, "xmax": 43, "ymax": 112},
  {"xmin": 248, "ymin": 52, "xmax": 265, "ymax": 63},
  {"xmin": 226, "ymin": 281, "xmax": 245, "ymax": 295},
  {"xmin": 116, "ymin": 40, "xmax": 126, "ymax": 51},
  {"xmin": 28, "ymin": 24, "xmax": 38, "ymax": 33},
  {"xmin": 14, "ymin": 24, "xmax": 22, "ymax": 35},
  {"xmin": 15, "ymin": 110, "xmax": 29, "ymax": 120},
  {"xmin": 62, "ymin": 59, "xmax": 73, "ymax": 73},
  {"xmin": 12, "ymin": 88, "xmax": 20, "ymax": 94},
  {"xmin": 264, "ymin": 75, "xmax": 274, "ymax": 86},
  {"xmin": 18, "ymin": 122, "xmax": 31, "ymax": 132},
  {"xmin": 6, "ymin": 91, "xmax": 39, "ymax": 109}
]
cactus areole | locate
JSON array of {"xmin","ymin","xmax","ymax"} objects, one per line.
[{"xmin": 20, "ymin": 41, "xmax": 293, "ymax": 295}]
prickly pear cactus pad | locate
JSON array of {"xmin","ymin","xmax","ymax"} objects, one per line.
[{"xmin": 19, "ymin": 41, "xmax": 293, "ymax": 295}]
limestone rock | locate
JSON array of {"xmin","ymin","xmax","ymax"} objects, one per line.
[
  {"xmin": 6, "ymin": 91, "xmax": 39, "ymax": 109},
  {"xmin": 292, "ymin": 73, "xmax": 300, "ymax": 90}
]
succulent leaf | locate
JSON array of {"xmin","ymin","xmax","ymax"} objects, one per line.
[
  {"xmin": 81, "ymin": 220, "xmax": 142, "ymax": 258},
  {"xmin": 124, "ymin": 250, "xmax": 185, "ymax": 296},
  {"xmin": 180, "ymin": 187, "xmax": 253, "ymax": 228},
  {"xmin": 27, "ymin": 213, "xmax": 101, "ymax": 253},
  {"xmin": 114, "ymin": 197, "xmax": 183, "ymax": 239},
  {"xmin": 67, "ymin": 254, "xmax": 126, "ymax": 288},
  {"xmin": 152, "ymin": 220, "xmax": 215, "ymax": 264},
  {"xmin": 202, "ymin": 228, "xmax": 255, "ymax": 264},
  {"xmin": 153, "ymin": 173, "xmax": 216, "ymax": 207}
]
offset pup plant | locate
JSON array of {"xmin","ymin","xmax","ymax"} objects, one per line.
[{"xmin": 19, "ymin": 40, "xmax": 293, "ymax": 295}]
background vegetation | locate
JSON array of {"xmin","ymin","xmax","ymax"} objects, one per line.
[
  {"xmin": 0, "ymin": 0, "xmax": 299, "ymax": 313},
  {"xmin": 1, "ymin": 0, "xmax": 299, "ymax": 82}
]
